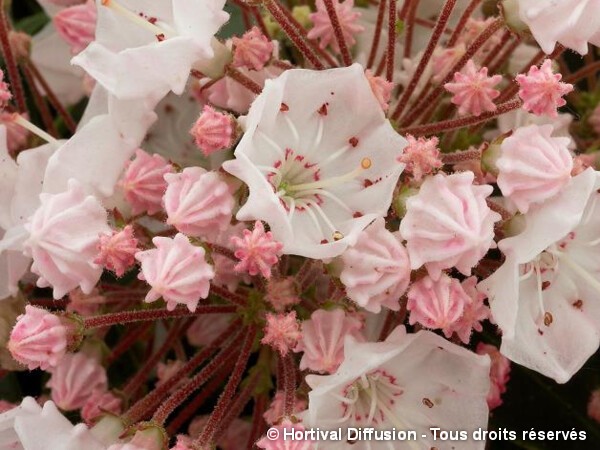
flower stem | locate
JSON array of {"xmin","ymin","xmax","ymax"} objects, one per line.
[
  {"xmin": 367, "ymin": 0, "xmax": 387, "ymax": 69},
  {"xmin": 385, "ymin": 0, "xmax": 398, "ymax": 82},
  {"xmin": 107, "ymin": 322, "xmax": 153, "ymax": 364},
  {"xmin": 282, "ymin": 353, "xmax": 297, "ymax": 417},
  {"xmin": 446, "ymin": 0, "xmax": 481, "ymax": 47},
  {"xmin": 322, "ymin": 0, "xmax": 352, "ymax": 66},
  {"xmin": 0, "ymin": 0, "xmax": 26, "ymax": 113},
  {"xmin": 225, "ymin": 65, "xmax": 263, "ymax": 95},
  {"xmin": 246, "ymin": 394, "xmax": 268, "ymax": 449},
  {"xmin": 210, "ymin": 284, "xmax": 248, "ymax": 307},
  {"xmin": 192, "ymin": 326, "xmax": 257, "ymax": 448},
  {"xmin": 441, "ymin": 147, "xmax": 482, "ymax": 164},
  {"xmin": 83, "ymin": 305, "xmax": 236, "ymax": 329}
]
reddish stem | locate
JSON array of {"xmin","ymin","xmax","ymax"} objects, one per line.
[
  {"xmin": 83, "ymin": 305, "xmax": 236, "ymax": 328},
  {"xmin": 322, "ymin": 0, "xmax": 352, "ymax": 66},
  {"xmin": 107, "ymin": 322, "xmax": 153, "ymax": 364},
  {"xmin": 564, "ymin": 61, "xmax": 600, "ymax": 85},
  {"xmin": 282, "ymin": 353, "xmax": 297, "ymax": 417},
  {"xmin": 403, "ymin": 0, "xmax": 419, "ymax": 58},
  {"xmin": 21, "ymin": 64, "xmax": 57, "ymax": 137},
  {"xmin": 446, "ymin": 0, "xmax": 481, "ymax": 47},
  {"xmin": 0, "ymin": 1, "xmax": 26, "ymax": 113},
  {"xmin": 398, "ymin": 98, "xmax": 522, "ymax": 136},
  {"xmin": 441, "ymin": 147, "xmax": 482, "ymax": 164},
  {"xmin": 193, "ymin": 326, "xmax": 257, "ymax": 448},
  {"xmin": 246, "ymin": 394, "xmax": 268, "ymax": 449},
  {"xmin": 487, "ymin": 35, "xmax": 520, "ymax": 75},
  {"xmin": 487, "ymin": 199, "xmax": 512, "ymax": 221},
  {"xmin": 252, "ymin": 8, "xmax": 271, "ymax": 38},
  {"xmin": 392, "ymin": 0, "xmax": 458, "ymax": 118},
  {"xmin": 367, "ymin": 0, "xmax": 387, "ymax": 69},
  {"xmin": 210, "ymin": 283, "xmax": 248, "ymax": 307},
  {"xmin": 226, "ymin": 65, "xmax": 263, "ymax": 95},
  {"xmin": 385, "ymin": 0, "xmax": 398, "ymax": 82}
]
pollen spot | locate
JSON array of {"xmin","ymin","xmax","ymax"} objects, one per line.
[
  {"xmin": 361, "ymin": 158, "xmax": 372, "ymax": 169},
  {"xmin": 349, "ymin": 137, "xmax": 359, "ymax": 147},
  {"xmin": 422, "ymin": 398, "xmax": 434, "ymax": 408},
  {"xmin": 280, "ymin": 103, "xmax": 289, "ymax": 112},
  {"xmin": 318, "ymin": 103, "xmax": 329, "ymax": 116},
  {"xmin": 333, "ymin": 231, "xmax": 344, "ymax": 241},
  {"xmin": 573, "ymin": 299, "xmax": 583, "ymax": 309},
  {"xmin": 543, "ymin": 312, "xmax": 553, "ymax": 326}
]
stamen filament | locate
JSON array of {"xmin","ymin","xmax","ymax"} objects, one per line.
[
  {"xmin": 286, "ymin": 158, "xmax": 370, "ymax": 192},
  {"xmin": 13, "ymin": 114, "xmax": 58, "ymax": 144},
  {"xmin": 101, "ymin": 0, "xmax": 174, "ymax": 39}
]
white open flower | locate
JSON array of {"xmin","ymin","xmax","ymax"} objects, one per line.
[{"xmin": 223, "ymin": 64, "xmax": 406, "ymax": 259}]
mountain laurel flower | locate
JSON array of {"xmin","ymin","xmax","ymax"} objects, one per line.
[
  {"xmin": 479, "ymin": 169, "xmax": 600, "ymax": 383},
  {"xmin": 261, "ymin": 311, "xmax": 302, "ymax": 356},
  {"xmin": 400, "ymin": 171, "xmax": 501, "ymax": 280},
  {"xmin": 135, "ymin": 233, "xmax": 215, "ymax": 312},
  {"xmin": 232, "ymin": 27, "xmax": 274, "ymax": 71},
  {"xmin": 23, "ymin": 179, "xmax": 110, "ymax": 299},
  {"xmin": 445, "ymin": 60, "xmax": 502, "ymax": 116},
  {"xmin": 47, "ymin": 352, "xmax": 108, "ymax": 411},
  {"xmin": 53, "ymin": 1, "xmax": 97, "ymax": 54},
  {"xmin": 294, "ymin": 308, "xmax": 363, "ymax": 374},
  {"xmin": 340, "ymin": 218, "xmax": 411, "ymax": 313},
  {"xmin": 497, "ymin": 124, "xmax": 573, "ymax": 213},
  {"xmin": 94, "ymin": 225, "xmax": 138, "ymax": 277},
  {"xmin": 304, "ymin": 326, "xmax": 491, "ymax": 448},
  {"xmin": 121, "ymin": 149, "xmax": 174, "ymax": 216},
  {"xmin": 516, "ymin": 60, "xmax": 574, "ymax": 117},
  {"xmin": 8, "ymin": 306, "xmax": 69, "ymax": 371},
  {"xmin": 397, "ymin": 135, "xmax": 443, "ymax": 182},
  {"xmin": 190, "ymin": 105, "xmax": 236, "ymax": 156},
  {"xmin": 407, "ymin": 273, "xmax": 468, "ymax": 338},
  {"xmin": 476, "ymin": 343, "xmax": 511, "ymax": 410},
  {"xmin": 308, "ymin": 0, "xmax": 364, "ymax": 54},
  {"xmin": 164, "ymin": 167, "xmax": 234, "ymax": 239},
  {"xmin": 231, "ymin": 221, "xmax": 283, "ymax": 279},
  {"xmin": 512, "ymin": 0, "xmax": 600, "ymax": 55},
  {"xmin": 223, "ymin": 64, "xmax": 406, "ymax": 259}
]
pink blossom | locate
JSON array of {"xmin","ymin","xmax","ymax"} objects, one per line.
[
  {"xmin": 47, "ymin": 352, "xmax": 107, "ymax": 411},
  {"xmin": 516, "ymin": 60, "xmax": 573, "ymax": 117},
  {"xmin": 190, "ymin": 105, "xmax": 235, "ymax": 156},
  {"xmin": 400, "ymin": 171, "xmax": 500, "ymax": 280},
  {"xmin": 263, "ymin": 391, "xmax": 307, "ymax": 425},
  {"xmin": 497, "ymin": 124, "xmax": 573, "ymax": 213},
  {"xmin": 265, "ymin": 277, "xmax": 301, "ymax": 312},
  {"xmin": 445, "ymin": 60, "xmax": 502, "ymax": 116},
  {"xmin": 308, "ymin": 0, "xmax": 364, "ymax": 54},
  {"xmin": 53, "ymin": 1, "xmax": 97, "ymax": 54},
  {"xmin": 163, "ymin": 167, "xmax": 234, "ymax": 238},
  {"xmin": 23, "ymin": 179, "xmax": 110, "ymax": 299},
  {"xmin": 232, "ymin": 27, "xmax": 274, "ymax": 71},
  {"xmin": 407, "ymin": 273, "xmax": 468, "ymax": 337},
  {"xmin": 588, "ymin": 389, "xmax": 600, "ymax": 424},
  {"xmin": 256, "ymin": 420, "xmax": 314, "ymax": 450},
  {"xmin": 397, "ymin": 134, "xmax": 443, "ymax": 182},
  {"xmin": 340, "ymin": 218, "xmax": 411, "ymax": 313},
  {"xmin": 8, "ymin": 306, "xmax": 68, "ymax": 371},
  {"xmin": 261, "ymin": 311, "xmax": 301, "ymax": 356},
  {"xmin": 294, "ymin": 309, "xmax": 363, "ymax": 373},
  {"xmin": 476, "ymin": 343, "xmax": 511, "ymax": 410},
  {"xmin": 135, "ymin": 233, "xmax": 215, "ymax": 312},
  {"xmin": 94, "ymin": 225, "xmax": 138, "ymax": 277},
  {"xmin": 450, "ymin": 277, "xmax": 490, "ymax": 344},
  {"xmin": 365, "ymin": 69, "xmax": 393, "ymax": 111},
  {"xmin": 231, "ymin": 221, "xmax": 283, "ymax": 279},
  {"xmin": 81, "ymin": 390, "xmax": 122, "ymax": 424},
  {"xmin": 121, "ymin": 149, "xmax": 174, "ymax": 216},
  {"xmin": 0, "ymin": 69, "xmax": 12, "ymax": 109}
]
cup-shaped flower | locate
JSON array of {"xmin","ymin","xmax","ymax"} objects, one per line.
[
  {"xmin": 304, "ymin": 326, "xmax": 490, "ymax": 449},
  {"xmin": 23, "ymin": 179, "xmax": 110, "ymax": 299},
  {"xmin": 340, "ymin": 218, "xmax": 411, "ymax": 313},
  {"xmin": 496, "ymin": 124, "xmax": 573, "ymax": 213},
  {"xmin": 479, "ymin": 169, "xmax": 600, "ymax": 383},
  {"xmin": 163, "ymin": 167, "xmax": 234, "ymax": 239},
  {"xmin": 400, "ymin": 171, "xmax": 501, "ymax": 280},
  {"xmin": 47, "ymin": 352, "xmax": 108, "ymax": 411},
  {"xmin": 223, "ymin": 64, "xmax": 406, "ymax": 259},
  {"xmin": 135, "ymin": 233, "xmax": 215, "ymax": 312}
]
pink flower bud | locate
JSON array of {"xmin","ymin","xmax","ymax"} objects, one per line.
[
  {"xmin": 190, "ymin": 105, "xmax": 235, "ymax": 156},
  {"xmin": 164, "ymin": 167, "xmax": 234, "ymax": 239},
  {"xmin": 135, "ymin": 233, "xmax": 215, "ymax": 312},
  {"xmin": 365, "ymin": 70, "xmax": 393, "ymax": 111},
  {"xmin": 232, "ymin": 27, "xmax": 274, "ymax": 71},
  {"xmin": 231, "ymin": 221, "xmax": 283, "ymax": 279},
  {"xmin": 95, "ymin": 225, "xmax": 139, "ymax": 277},
  {"xmin": 53, "ymin": 1, "xmax": 97, "ymax": 54},
  {"xmin": 261, "ymin": 311, "xmax": 301, "ymax": 356},
  {"xmin": 47, "ymin": 352, "xmax": 107, "ymax": 411},
  {"xmin": 263, "ymin": 391, "xmax": 307, "ymax": 425},
  {"xmin": 0, "ymin": 68, "xmax": 12, "ymax": 109},
  {"xmin": 516, "ymin": 60, "xmax": 573, "ymax": 117},
  {"xmin": 8, "ymin": 306, "xmax": 69, "ymax": 371},
  {"xmin": 121, "ymin": 149, "xmax": 174, "ymax": 216},
  {"xmin": 444, "ymin": 60, "xmax": 502, "ymax": 116},
  {"xmin": 397, "ymin": 135, "xmax": 443, "ymax": 182},
  {"xmin": 265, "ymin": 277, "xmax": 301, "ymax": 312}
]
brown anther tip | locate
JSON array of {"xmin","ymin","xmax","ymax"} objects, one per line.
[
  {"xmin": 333, "ymin": 231, "xmax": 344, "ymax": 241},
  {"xmin": 543, "ymin": 312, "xmax": 553, "ymax": 327},
  {"xmin": 361, "ymin": 158, "xmax": 372, "ymax": 170}
]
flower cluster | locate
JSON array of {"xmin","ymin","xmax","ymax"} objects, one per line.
[{"xmin": 0, "ymin": 0, "xmax": 599, "ymax": 448}]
